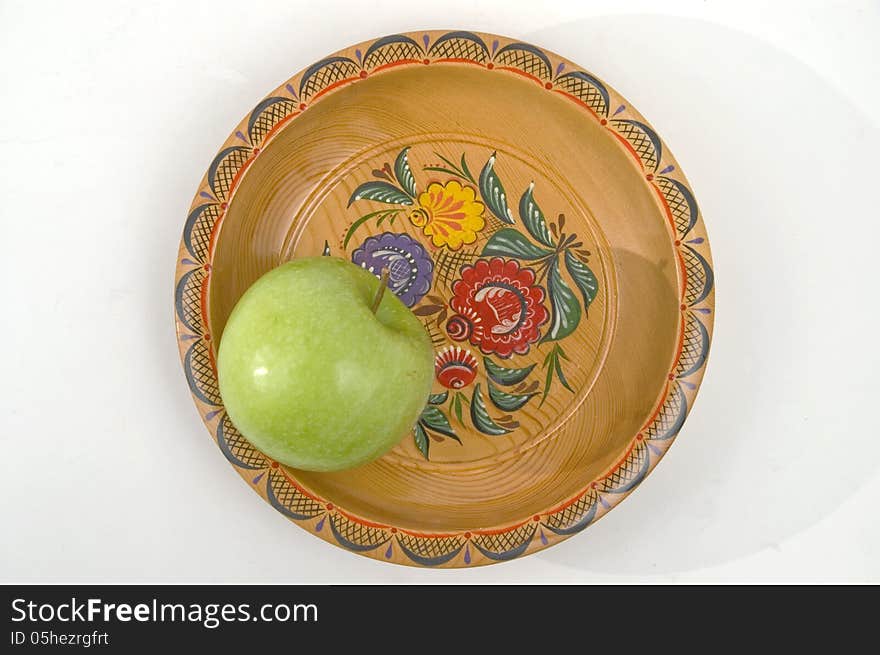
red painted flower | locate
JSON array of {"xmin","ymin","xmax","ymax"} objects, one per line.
[
  {"xmin": 434, "ymin": 346, "xmax": 478, "ymax": 389},
  {"xmin": 446, "ymin": 258, "xmax": 549, "ymax": 358}
]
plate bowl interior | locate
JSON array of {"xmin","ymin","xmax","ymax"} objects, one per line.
[{"xmin": 208, "ymin": 64, "xmax": 680, "ymax": 531}]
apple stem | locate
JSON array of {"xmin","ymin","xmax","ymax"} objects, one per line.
[{"xmin": 370, "ymin": 268, "xmax": 390, "ymax": 314}]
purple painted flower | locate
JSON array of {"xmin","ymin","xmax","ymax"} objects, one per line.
[{"xmin": 351, "ymin": 232, "xmax": 434, "ymax": 307}]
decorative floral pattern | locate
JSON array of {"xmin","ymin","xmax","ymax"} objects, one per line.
[
  {"xmin": 409, "ymin": 181, "xmax": 485, "ymax": 250},
  {"xmin": 447, "ymin": 258, "xmax": 549, "ymax": 358},
  {"xmin": 351, "ymin": 232, "xmax": 433, "ymax": 307},
  {"xmin": 343, "ymin": 146, "xmax": 600, "ymax": 445},
  {"xmin": 434, "ymin": 346, "xmax": 479, "ymax": 389}
]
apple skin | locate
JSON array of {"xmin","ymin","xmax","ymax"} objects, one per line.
[{"xmin": 217, "ymin": 256, "xmax": 434, "ymax": 472}]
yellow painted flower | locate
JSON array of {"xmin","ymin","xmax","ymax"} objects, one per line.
[{"xmin": 408, "ymin": 181, "xmax": 485, "ymax": 250}]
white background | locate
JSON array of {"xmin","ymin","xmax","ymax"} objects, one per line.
[{"xmin": 2, "ymin": 0, "xmax": 878, "ymax": 583}]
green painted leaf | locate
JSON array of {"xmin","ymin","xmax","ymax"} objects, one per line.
[
  {"xmin": 542, "ymin": 256, "xmax": 582, "ymax": 341},
  {"xmin": 453, "ymin": 393, "xmax": 464, "ymax": 425},
  {"xmin": 460, "ymin": 153, "xmax": 475, "ymax": 183},
  {"xmin": 420, "ymin": 406, "xmax": 459, "ymax": 441},
  {"xmin": 478, "ymin": 153, "xmax": 515, "ymax": 224},
  {"xmin": 394, "ymin": 147, "xmax": 417, "ymax": 198},
  {"xmin": 487, "ymin": 380, "xmax": 536, "ymax": 412},
  {"xmin": 540, "ymin": 353, "xmax": 555, "ymax": 406},
  {"xmin": 413, "ymin": 422, "xmax": 429, "ymax": 459},
  {"xmin": 470, "ymin": 383, "xmax": 512, "ymax": 435},
  {"xmin": 564, "ymin": 250, "xmax": 598, "ymax": 311},
  {"xmin": 343, "ymin": 214, "xmax": 373, "ymax": 249},
  {"xmin": 554, "ymin": 354, "xmax": 573, "ymax": 392},
  {"xmin": 519, "ymin": 183, "xmax": 555, "ymax": 247},
  {"xmin": 428, "ymin": 152, "xmax": 476, "ymax": 184},
  {"xmin": 342, "ymin": 209, "xmax": 398, "ymax": 248},
  {"xmin": 484, "ymin": 357, "xmax": 535, "ymax": 386},
  {"xmin": 428, "ymin": 391, "xmax": 448, "ymax": 405},
  {"xmin": 347, "ymin": 181, "xmax": 413, "ymax": 207},
  {"xmin": 481, "ymin": 228, "xmax": 553, "ymax": 260}
]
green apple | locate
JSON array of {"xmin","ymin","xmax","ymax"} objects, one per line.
[{"xmin": 217, "ymin": 256, "xmax": 434, "ymax": 471}]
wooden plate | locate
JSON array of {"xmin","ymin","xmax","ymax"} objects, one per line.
[{"xmin": 174, "ymin": 31, "xmax": 714, "ymax": 567}]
